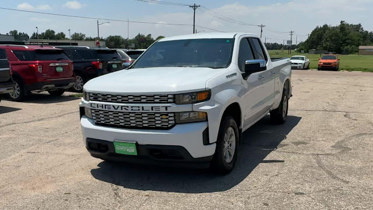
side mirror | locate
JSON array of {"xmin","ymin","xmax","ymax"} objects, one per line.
[{"xmin": 242, "ymin": 59, "xmax": 266, "ymax": 79}]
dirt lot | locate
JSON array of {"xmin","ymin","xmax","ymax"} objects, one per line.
[{"xmin": 0, "ymin": 70, "xmax": 372, "ymax": 209}]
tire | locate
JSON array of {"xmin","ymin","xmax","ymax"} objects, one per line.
[
  {"xmin": 48, "ymin": 89, "xmax": 65, "ymax": 96},
  {"xmin": 72, "ymin": 74, "xmax": 85, "ymax": 92},
  {"xmin": 211, "ymin": 115, "xmax": 239, "ymax": 174},
  {"xmin": 270, "ymin": 83, "xmax": 289, "ymax": 124},
  {"xmin": 9, "ymin": 78, "xmax": 26, "ymax": 101}
]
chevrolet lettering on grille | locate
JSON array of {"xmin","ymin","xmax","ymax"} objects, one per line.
[{"xmin": 90, "ymin": 103, "xmax": 171, "ymax": 112}]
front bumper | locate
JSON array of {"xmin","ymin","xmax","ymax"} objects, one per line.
[
  {"xmin": 80, "ymin": 116, "xmax": 216, "ymax": 161},
  {"xmin": 291, "ymin": 63, "xmax": 304, "ymax": 69}
]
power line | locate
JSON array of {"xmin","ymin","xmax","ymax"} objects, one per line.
[
  {"xmin": 199, "ymin": 6, "xmax": 258, "ymax": 27},
  {"xmin": 136, "ymin": 0, "xmax": 189, "ymax": 7},
  {"xmin": 0, "ymin": 6, "xmax": 192, "ymax": 27}
]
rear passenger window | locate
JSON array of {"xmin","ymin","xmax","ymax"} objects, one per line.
[
  {"xmin": 13, "ymin": 50, "xmax": 34, "ymax": 61},
  {"xmin": 0, "ymin": 49, "xmax": 6, "ymax": 59},
  {"xmin": 237, "ymin": 38, "xmax": 254, "ymax": 72},
  {"xmin": 249, "ymin": 38, "xmax": 267, "ymax": 61}
]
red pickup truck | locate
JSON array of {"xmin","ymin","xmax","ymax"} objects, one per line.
[{"xmin": 0, "ymin": 45, "xmax": 75, "ymax": 101}]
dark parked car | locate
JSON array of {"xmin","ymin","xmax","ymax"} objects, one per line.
[
  {"xmin": 0, "ymin": 48, "xmax": 14, "ymax": 103},
  {"xmin": 0, "ymin": 45, "xmax": 74, "ymax": 101},
  {"xmin": 124, "ymin": 49, "xmax": 146, "ymax": 60},
  {"xmin": 58, "ymin": 46, "xmax": 124, "ymax": 92}
]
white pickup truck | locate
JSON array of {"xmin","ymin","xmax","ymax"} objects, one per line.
[{"xmin": 79, "ymin": 32, "xmax": 291, "ymax": 173}]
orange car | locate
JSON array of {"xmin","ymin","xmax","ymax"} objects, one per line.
[{"xmin": 318, "ymin": 54, "xmax": 340, "ymax": 70}]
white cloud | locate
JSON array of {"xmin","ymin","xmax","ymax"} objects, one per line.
[
  {"xmin": 64, "ymin": 1, "xmax": 83, "ymax": 10},
  {"xmin": 17, "ymin": 3, "xmax": 34, "ymax": 11},
  {"xmin": 17, "ymin": 3, "xmax": 52, "ymax": 11},
  {"xmin": 37, "ymin": 5, "xmax": 52, "ymax": 10}
]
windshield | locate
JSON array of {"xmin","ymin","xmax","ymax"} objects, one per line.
[
  {"xmin": 94, "ymin": 50, "xmax": 121, "ymax": 60},
  {"xmin": 321, "ymin": 55, "xmax": 337, "ymax": 60},
  {"xmin": 291, "ymin": 56, "xmax": 304, "ymax": 60},
  {"xmin": 132, "ymin": 38, "xmax": 234, "ymax": 69}
]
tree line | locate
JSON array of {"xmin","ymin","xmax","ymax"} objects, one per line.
[
  {"xmin": 6, "ymin": 29, "xmax": 163, "ymax": 49},
  {"xmin": 298, "ymin": 21, "xmax": 373, "ymax": 54},
  {"xmin": 6, "ymin": 21, "xmax": 373, "ymax": 53}
]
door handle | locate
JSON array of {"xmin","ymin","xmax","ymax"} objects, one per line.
[{"xmin": 258, "ymin": 75, "xmax": 265, "ymax": 80}]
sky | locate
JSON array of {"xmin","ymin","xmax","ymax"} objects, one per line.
[{"xmin": 0, "ymin": 0, "xmax": 373, "ymax": 43}]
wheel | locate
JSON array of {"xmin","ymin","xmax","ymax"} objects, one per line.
[
  {"xmin": 335, "ymin": 66, "xmax": 339, "ymax": 71},
  {"xmin": 211, "ymin": 115, "xmax": 239, "ymax": 174},
  {"xmin": 48, "ymin": 89, "xmax": 65, "ymax": 96},
  {"xmin": 270, "ymin": 83, "xmax": 289, "ymax": 124},
  {"xmin": 9, "ymin": 78, "xmax": 26, "ymax": 101},
  {"xmin": 72, "ymin": 74, "xmax": 85, "ymax": 92}
]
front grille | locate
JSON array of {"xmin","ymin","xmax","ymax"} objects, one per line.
[
  {"xmin": 92, "ymin": 109, "xmax": 175, "ymax": 129},
  {"xmin": 323, "ymin": 63, "xmax": 332, "ymax": 65},
  {"xmin": 89, "ymin": 93, "xmax": 174, "ymax": 104}
]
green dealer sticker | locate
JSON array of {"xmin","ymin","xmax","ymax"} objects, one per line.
[{"xmin": 114, "ymin": 141, "xmax": 137, "ymax": 155}]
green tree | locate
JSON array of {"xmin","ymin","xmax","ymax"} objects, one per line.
[
  {"xmin": 42, "ymin": 29, "xmax": 56, "ymax": 39},
  {"xmin": 8, "ymin": 30, "xmax": 29, "ymax": 41},
  {"xmin": 55, "ymin": 32, "xmax": 66, "ymax": 40},
  {"xmin": 106, "ymin": 35, "xmax": 125, "ymax": 48},
  {"xmin": 71, "ymin": 33, "xmax": 86, "ymax": 40}
]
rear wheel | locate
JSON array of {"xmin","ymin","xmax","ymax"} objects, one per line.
[
  {"xmin": 48, "ymin": 89, "xmax": 65, "ymax": 96},
  {"xmin": 9, "ymin": 78, "xmax": 25, "ymax": 101},
  {"xmin": 211, "ymin": 115, "xmax": 239, "ymax": 174},
  {"xmin": 72, "ymin": 74, "xmax": 85, "ymax": 92},
  {"xmin": 270, "ymin": 83, "xmax": 289, "ymax": 124}
]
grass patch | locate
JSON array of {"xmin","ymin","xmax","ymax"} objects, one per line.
[
  {"xmin": 268, "ymin": 50, "xmax": 373, "ymax": 72},
  {"xmin": 71, "ymin": 93, "xmax": 83, "ymax": 98}
]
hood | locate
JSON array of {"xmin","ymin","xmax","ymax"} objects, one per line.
[
  {"xmin": 84, "ymin": 67, "xmax": 222, "ymax": 94},
  {"xmin": 290, "ymin": 59, "xmax": 305, "ymax": 64},
  {"xmin": 319, "ymin": 59, "xmax": 338, "ymax": 62}
]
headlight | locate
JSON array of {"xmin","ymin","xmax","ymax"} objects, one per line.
[
  {"xmin": 84, "ymin": 107, "xmax": 93, "ymax": 118},
  {"xmin": 83, "ymin": 91, "xmax": 90, "ymax": 101},
  {"xmin": 176, "ymin": 112, "xmax": 207, "ymax": 123},
  {"xmin": 175, "ymin": 90, "xmax": 210, "ymax": 104}
]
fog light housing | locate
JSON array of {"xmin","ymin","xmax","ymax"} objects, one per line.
[{"xmin": 176, "ymin": 112, "xmax": 207, "ymax": 123}]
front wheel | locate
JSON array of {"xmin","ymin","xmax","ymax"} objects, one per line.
[
  {"xmin": 48, "ymin": 89, "xmax": 65, "ymax": 96},
  {"xmin": 211, "ymin": 115, "xmax": 239, "ymax": 174},
  {"xmin": 270, "ymin": 85, "xmax": 289, "ymax": 124}
]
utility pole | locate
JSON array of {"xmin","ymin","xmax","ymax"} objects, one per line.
[
  {"xmin": 258, "ymin": 24, "xmax": 265, "ymax": 38},
  {"xmin": 189, "ymin": 3, "xmax": 200, "ymax": 34},
  {"xmin": 97, "ymin": 20, "xmax": 110, "ymax": 40},
  {"xmin": 97, "ymin": 20, "xmax": 100, "ymax": 39},
  {"xmin": 289, "ymin": 30, "xmax": 294, "ymax": 54},
  {"xmin": 127, "ymin": 18, "xmax": 130, "ymax": 39}
]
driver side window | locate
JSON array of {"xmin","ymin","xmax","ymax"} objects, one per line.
[{"xmin": 238, "ymin": 38, "xmax": 254, "ymax": 72}]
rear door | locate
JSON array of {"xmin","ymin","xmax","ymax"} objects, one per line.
[
  {"xmin": 248, "ymin": 38, "xmax": 275, "ymax": 110},
  {"xmin": 0, "ymin": 49, "xmax": 11, "ymax": 82},
  {"xmin": 34, "ymin": 50, "xmax": 73, "ymax": 79}
]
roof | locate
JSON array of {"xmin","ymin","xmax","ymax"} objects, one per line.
[
  {"xmin": 359, "ymin": 46, "xmax": 373, "ymax": 50},
  {"xmin": 159, "ymin": 32, "xmax": 257, "ymax": 42},
  {"xmin": 0, "ymin": 45, "xmax": 59, "ymax": 50}
]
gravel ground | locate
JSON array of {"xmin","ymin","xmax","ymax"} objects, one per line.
[{"xmin": 0, "ymin": 70, "xmax": 372, "ymax": 209}]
